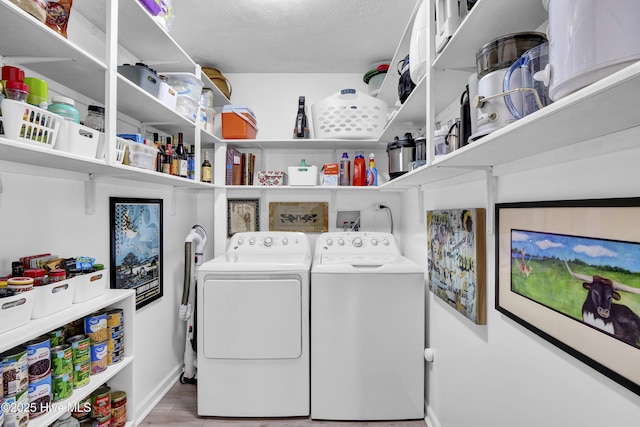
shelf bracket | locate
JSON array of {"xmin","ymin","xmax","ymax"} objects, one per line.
[
  {"xmin": 416, "ymin": 186, "xmax": 425, "ymax": 224},
  {"xmin": 486, "ymin": 167, "xmax": 497, "ymax": 235},
  {"xmin": 85, "ymin": 175, "xmax": 96, "ymax": 215}
]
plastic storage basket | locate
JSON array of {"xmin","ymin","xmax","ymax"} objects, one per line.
[
  {"xmin": 125, "ymin": 140, "xmax": 157, "ymax": 170},
  {"xmin": 0, "ymin": 99, "xmax": 61, "ymax": 148},
  {"xmin": 311, "ymin": 89, "xmax": 388, "ymax": 140},
  {"xmin": 54, "ymin": 121, "xmax": 102, "ymax": 158}
]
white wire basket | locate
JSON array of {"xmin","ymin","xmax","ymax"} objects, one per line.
[
  {"xmin": 311, "ymin": 89, "xmax": 388, "ymax": 140},
  {"xmin": 0, "ymin": 99, "xmax": 62, "ymax": 148}
]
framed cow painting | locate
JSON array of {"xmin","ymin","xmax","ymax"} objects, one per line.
[{"xmin": 495, "ymin": 198, "xmax": 640, "ymax": 397}]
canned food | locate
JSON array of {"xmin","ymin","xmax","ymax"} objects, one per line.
[
  {"xmin": 110, "ymin": 390, "xmax": 127, "ymax": 427},
  {"xmin": 91, "ymin": 385, "xmax": 111, "ymax": 419},
  {"xmin": 52, "ymin": 373, "xmax": 73, "ymax": 402},
  {"xmin": 90, "ymin": 341, "xmax": 108, "ymax": 374},
  {"xmin": 72, "ymin": 395, "xmax": 92, "ymax": 420},
  {"xmin": 110, "ymin": 324, "xmax": 124, "ymax": 340},
  {"xmin": 106, "ymin": 309, "xmax": 123, "ymax": 328},
  {"xmin": 95, "ymin": 414, "xmax": 111, "ymax": 427},
  {"xmin": 6, "ymin": 277, "xmax": 34, "ymax": 293},
  {"xmin": 107, "ymin": 335, "xmax": 124, "ymax": 352},
  {"xmin": 51, "ymin": 344, "xmax": 73, "ymax": 376},
  {"xmin": 1, "ymin": 346, "xmax": 29, "ymax": 396},
  {"xmin": 26, "ymin": 334, "xmax": 51, "ymax": 381},
  {"xmin": 108, "ymin": 347, "xmax": 125, "ymax": 365},
  {"xmin": 3, "ymin": 389, "xmax": 28, "ymax": 427},
  {"xmin": 0, "ymin": 396, "xmax": 3, "ymax": 426},
  {"xmin": 84, "ymin": 312, "xmax": 108, "ymax": 343},
  {"xmin": 48, "ymin": 269, "xmax": 67, "ymax": 283},
  {"xmin": 73, "ymin": 360, "xmax": 90, "ymax": 389},
  {"xmin": 67, "ymin": 334, "xmax": 90, "ymax": 363},
  {"xmin": 27, "ymin": 374, "xmax": 52, "ymax": 419},
  {"xmin": 48, "ymin": 328, "xmax": 66, "ymax": 347},
  {"xmin": 80, "ymin": 418, "xmax": 98, "ymax": 426},
  {"xmin": 23, "ymin": 269, "xmax": 46, "ymax": 287}
]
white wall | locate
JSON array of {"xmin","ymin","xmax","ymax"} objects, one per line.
[
  {"xmin": 399, "ymin": 130, "xmax": 640, "ymax": 427},
  {"xmin": 0, "ymin": 169, "xmax": 211, "ymax": 422}
]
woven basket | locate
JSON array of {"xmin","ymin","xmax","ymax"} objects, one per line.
[{"xmin": 202, "ymin": 67, "xmax": 232, "ymax": 100}]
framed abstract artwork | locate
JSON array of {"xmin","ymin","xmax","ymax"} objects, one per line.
[
  {"xmin": 427, "ymin": 208, "xmax": 486, "ymax": 324},
  {"xmin": 110, "ymin": 197, "xmax": 163, "ymax": 310},
  {"xmin": 496, "ymin": 198, "xmax": 640, "ymax": 396}
]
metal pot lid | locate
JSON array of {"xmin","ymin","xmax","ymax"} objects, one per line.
[{"xmin": 387, "ymin": 133, "xmax": 415, "ymax": 151}]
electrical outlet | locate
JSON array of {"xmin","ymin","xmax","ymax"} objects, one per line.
[{"xmin": 336, "ymin": 210, "xmax": 360, "ymax": 229}]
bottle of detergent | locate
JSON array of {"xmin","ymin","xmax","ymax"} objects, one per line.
[
  {"xmin": 366, "ymin": 153, "xmax": 378, "ymax": 186},
  {"xmin": 339, "ymin": 152, "xmax": 351, "ymax": 186},
  {"xmin": 353, "ymin": 151, "xmax": 366, "ymax": 186}
]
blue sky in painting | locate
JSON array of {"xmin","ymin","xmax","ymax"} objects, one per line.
[{"xmin": 511, "ymin": 229, "xmax": 640, "ymax": 273}]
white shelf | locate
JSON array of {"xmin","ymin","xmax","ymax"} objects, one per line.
[
  {"xmin": 225, "ymin": 185, "xmax": 394, "ymax": 192},
  {"xmin": 217, "ymin": 138, "xmax": 386, "ymax": 150},
  {"xmin": 382, "ymin": 60, "xmax": 640, "ymax": 188},
  {"xmin": 433, "ymin": 0, "xmax": 548, "ymax": 71},
  {"xmin": 0, "ymin": 289, "xmax": 133, "ymax": 352},
  {"xmin": 28, "ymin": 356, "xmax": 134, "ymax": 427},
  {"xmin": 0, "ymin": 0, "xmax": 107, "ymax": 103}
]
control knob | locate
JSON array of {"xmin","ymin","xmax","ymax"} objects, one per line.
[
  {"xmin": 352, "ymin": 237, "xmax": 363, "ymax": 247},
  {"xmin": 282, "ymin": 237, "xmax": 288, "ymax": 245},
  {"xmin": 249, "ymin": 237, "xmax": 256, "ymax": 245},
  {"xmin": 382, "ymin": 239, "xmax": 390, "ymax": 246},
  {"xmin": 326, "ymin": 238, "xmax": 333, "ymax": 246},
  {"xmin": 338, "ymin": 239, "xmax": 345, "ymax": 246},
  {"xmin": 371, "ymin": 238, "xmax": 378, "ymax": 246},
  {"xmin": 264, "ymin": 236, "xmax": 273, "ymax": 247}
]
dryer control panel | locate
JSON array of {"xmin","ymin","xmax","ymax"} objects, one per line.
[
  {"xmin": 228, "ymin": 231, "xmax": 310, "ymax": 255},
  {"xmin": 316, "ymin": 232, "xmax": 400, "ymax": 254}
]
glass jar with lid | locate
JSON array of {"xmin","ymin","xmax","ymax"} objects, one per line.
[
  {"xmin": 49, "ymin": 96, "xmax": 81, "ymax": 123},
  {"xmin": 85, "ymin": 105, "xmax": 105, "ymax": 132}
]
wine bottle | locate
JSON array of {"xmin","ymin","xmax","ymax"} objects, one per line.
[
  {"xmin": 176, "ymin": 132, "xmax": 188, "ymax": 178},
  {"xmin": 201, "ymin": 151, "xmax": 212, "ymax": 183}
]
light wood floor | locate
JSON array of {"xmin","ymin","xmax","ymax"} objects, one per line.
[{"xmin": 139, "ymin": 381, "xmax": 427, "ymax": 427}]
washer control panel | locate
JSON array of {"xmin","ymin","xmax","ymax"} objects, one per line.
[
  {"xmin": 229, "ymin": 232, "xmax": 308, "ymax": 254},
  {"xmin": 317, "ymin": 232, "xmax": 399, "ymax": 254}
]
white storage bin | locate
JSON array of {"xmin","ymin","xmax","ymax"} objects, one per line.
[
  {"xmin": 0, "ymin": 291, "xmax": 35, "ymax": 334},
  {"xmin": 55, "ymin": 121, "xmax": 102, "ymax": 158},
  {"xmin": 311, "ymin": 88, "xmax": 388, "ymax": 140},
  {"xmin": 72, "ymin": 269, "xmax": 108, "ymax": 304},
  {"xmin": 288, "ymin": 165, "xmax": 318, "ymax": 186},
  {"xmin": 126, "ymin": 141, "xmax": 157, "ymax": 170},
  {"xmin": 31, "ymin": 279, "xmax": 75, "ymax": 319},
  {"xmin": 0, "ymin": 99, "xmax": 62, "ymax": 148}
]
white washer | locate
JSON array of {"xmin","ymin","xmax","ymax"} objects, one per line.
[
  {"xmin": 311, "ymin": 232, "xmax": 424, "ymax": 421},
  {"xmin": 197, "ymin": 231, "xmax": 311, "ymax": 417}
]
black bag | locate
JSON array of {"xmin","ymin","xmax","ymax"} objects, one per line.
[{"xmin": 398, "ymin": 54, "xmax": 416, "ymax": 104}]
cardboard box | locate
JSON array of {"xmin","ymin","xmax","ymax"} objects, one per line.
[
  {"xmin": 322, "ymin": 163, "xmax": 339, "ymax": 186},
  {"xmin": 257, "ymin": 171, "xmax": 287, "ymax": 186}
]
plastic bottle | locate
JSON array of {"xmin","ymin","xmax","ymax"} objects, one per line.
[
  {"xmin": 353, "ymin": 151, "xmax": 366, "ymax": 186},
  {"xmin": 339, "ymin": 152, "xmax": 351, "ymax": 186},
  {"xmin": 366, "ymin": 153, "xmax": 378, "ymax": 186}
]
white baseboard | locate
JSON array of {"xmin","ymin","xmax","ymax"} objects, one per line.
[
  {"xmin": 133, "ymin": 363, "xmax": 182, "ymax": 426},
  {"xmin": 426, "ymin": 404, "xmax": 442, "ymax": 427}
]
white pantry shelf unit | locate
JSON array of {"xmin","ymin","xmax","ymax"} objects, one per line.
[{"xmin": 0, "ymin": 289, "xmax": 136, "ymax": 426}]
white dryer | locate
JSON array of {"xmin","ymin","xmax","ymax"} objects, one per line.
[
  {"xmin": 311, "ymin": 232, "xmax": 424, "ymax": 421},
  {"xmin": 197, "ymin": 231, "xmax": 311, "ymax": 417}
]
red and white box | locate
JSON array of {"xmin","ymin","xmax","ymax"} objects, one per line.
[{"xmin": 257, "ymin": 171, "xmax": 287, "ymax": 186}]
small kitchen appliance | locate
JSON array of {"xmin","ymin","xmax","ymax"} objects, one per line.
[
  {"xmin": 386, "ymin": 132, "xmax": 415, "ymax": 179},
  {"xmin": 435, "ymin": 0, "xmax": 469, "ymax": 53},
  {"xmin": 540, "ymin": 0, "xmax": 640, "ymax": 101},
  {"xmin": 471, "ymin": 32, "xmax": 547, "ymax": 140},
  {"xmin": 504, "ymin": 42, "xmax": 551, "ymax": 120}
]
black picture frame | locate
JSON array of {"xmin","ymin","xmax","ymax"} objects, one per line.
[
  {"xmin": 495, "ymin": 197, "xmax": 640, "ymax": 396},
  {"xmin": 110, "ymin": 197, "xmax": 163, "ymax": 310},
  {"xmin": 227, "ymin": 198, "xmax": 260, "ymax": 237}
]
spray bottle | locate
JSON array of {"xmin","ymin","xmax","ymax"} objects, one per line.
[{"xmin": 366, "ymin": 153, "xmax": 378, "ymax": 186}]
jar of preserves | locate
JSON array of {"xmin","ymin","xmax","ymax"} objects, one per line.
[
  {"xmin": 84, "ymin": 105, "xmax": 105, "ymax": 132},
  {"xmin": 110, "ymin": 390, "xmax": 127, "ymax": 427},
  {"xmin": 48, "ymin": 269, "xmax": 67, "ymax": 283},
  {"xmin": 23, "ymin": 268, "xmax": 47, "ymax": 286},
  {"xmin": 49, "ymin": 96, "xmax": 81, "ymax": 123}
]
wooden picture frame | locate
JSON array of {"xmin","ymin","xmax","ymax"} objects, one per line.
[
  {"xmin": 110, "ymin": 197, "xmax": 163, "ymax": 310},
  {"xmin": 495, "ymin": 198, "xmax": 640, "ymax": 396},
  {"xmin": 268, "ymin": 202, "xmax": 328, "ymax": 233},
  {"xmin": 427, "ymin": 208, "xmax": 486, "ymax": 324},
  {"xmin": 227, "ymin": 198, "xmax": 260, "ymax": 237}
]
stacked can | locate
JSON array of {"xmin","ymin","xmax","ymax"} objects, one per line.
[
  {"xmin": 51, "ymin": 343, "xmax": 74, "ymax": 401},
  {"xmin": 84, "ymin": 312, "xmax": 108, "ymax": 375},
  {"xmin": 67, "ymin": 334, "xmax": 91, "ymax": 389},
  {"xmin": 48, "ymin": 327, "xmax": 66, "ymax": 347},
  {"xmin": 1, "ymin": 345, "xmax": 30, "ymax": 426},
  {"xmin": 110, "ymin": 390, "xmax": 127, "ymax": 427},
  {"xmin": 26, "ymin": 335, "xmax": 52, "ymax": 419},
  {"xmin": 107, "ymin": 309, "xmax": 125, "ymax": 365},
  {"xmin": 91, "ymin": 385, "xmax": 111, "ymax": 426}
]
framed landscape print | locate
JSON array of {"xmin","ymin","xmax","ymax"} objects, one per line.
[
  {"xmin": 427, "ymin": 208, "xmax": 486, "ymax": 324},
  {"xmin": 268, "ymin": 202, "xmax": 328, "ymax": 232},
  {"xmin": 110, "ymin": 197, "xmax": 163, "ymax": 310},
  {"xmin": 495, "ymin": 198, "xmax": 640, "ymax": 396}
]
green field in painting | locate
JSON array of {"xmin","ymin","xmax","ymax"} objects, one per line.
[{"xmin": 510, "ymin": 258, "xmax": 640, "ymax": 321}]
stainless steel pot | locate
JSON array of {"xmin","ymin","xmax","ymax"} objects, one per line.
[{"xmin": 386, "ymin": 133, "xmax": 415, "ymax": 179}]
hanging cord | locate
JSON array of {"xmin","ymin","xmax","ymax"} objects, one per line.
[
  {"xmin": 351, "ymin": 204, "xmax": 393, "ymax": 233},
  {"xmin": 379, "ymin": 204, "xmax": 393, "ymax": 234}
]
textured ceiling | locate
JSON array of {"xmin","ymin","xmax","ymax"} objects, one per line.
[{"xmin": 169, "ymin": 0, "xmax": 418, "ymax": 73}]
